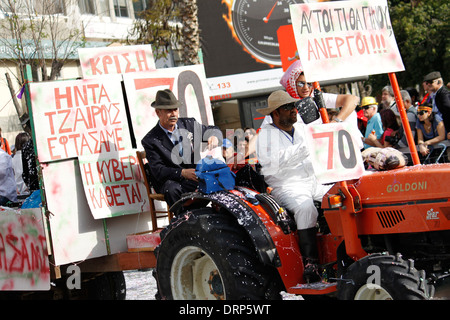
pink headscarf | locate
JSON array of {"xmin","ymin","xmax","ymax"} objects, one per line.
[{"xmin": 279, "ymin": 60, "xmax": 304, "ymax": 99}]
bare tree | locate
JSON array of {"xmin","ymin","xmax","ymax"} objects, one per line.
[{"xmin": 0, "ymin": 0, "xmax": 85, "ymax": 84}]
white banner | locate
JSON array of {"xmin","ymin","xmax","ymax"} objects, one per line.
[
  {"xmin": 78, "ymin": 44, "xmax": 156, "ymax": 79},
  {"xmin": 30, "ymin": 76, "xmax": 132, "ymax": 163},
  {"xmin": 305, "ymin": 122, "xmax": 365, "ymax": 184},
  {"xmin": 123, "ymin": 64, "xmax": 215, "ymax": 145},
  {"xmin": 290, "ymin": 0, "xmax": 404, "ymax": 82},
  {"xmin": 78, "ymin": 149, "xmax": 150, "ymax": 219},
  {"xmin": 0, "ymin": 208, "xmax": 50, "ymax": 290}
]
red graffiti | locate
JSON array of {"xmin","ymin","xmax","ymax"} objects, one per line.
[{"xmin": 0, "ymin": 233, "xmax": 49, "ymax": 275}]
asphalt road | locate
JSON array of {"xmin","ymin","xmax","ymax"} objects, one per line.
[{"xmin": 123, "ymin": 269, "xmax": 302, "ymax": 300}]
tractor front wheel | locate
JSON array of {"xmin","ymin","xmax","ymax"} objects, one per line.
[
  {"xmin": 338, "ymin": 253, "xmax": 433, "ymax": 300},
  {"xmin": 155, "ymin": 208, "xmax": 283, "ymax": 300}
]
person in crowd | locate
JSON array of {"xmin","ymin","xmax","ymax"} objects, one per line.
[
  {"xmin": 278, "ymin": 60, "xmax": 359, "ymax": 125},
  {"xmin": 20, "ymin": 120, "xmax": 39, "ymax": 192},
  {"xmin": 0, "ymin": 127, "xmax": 12, "ymax": 155},
  {"xmin": 361, "ymin": 96, "xmax": 384, "ymax": 149},
  {"xmin": 12, "ymin": 132, "xmax": 31, "ymax": 196},
  {"xmin": 406, "ymin": 87, "xmax": 420, "ymax": 107},
  {"xmin": 141, "ymin": 89, "xmax": 220, "ymax": 207},
  {"xmin": 395, "ymin": 90, "xmax": 418, "ymax": 149},
  {"xmin": 365, "ymin": 109, "xmax": 400, "ymax": 148},
  {"xmin": 256, "ymin": 90, "xmax": 331, "ymax": 283},
  {"xmin": 0, "ymin": 148, "xmax": 18, "ymax": 206},
  {"xmin": 416, "ymin": 104, "xmax": 446, "ymax": 162},
  {"xmin": 381, "ymin": 85, "xmax": 396, "ymax": 113},
  {"xmin": 422, "ymin": 71, "xmax": 450, "ymax": 140}
]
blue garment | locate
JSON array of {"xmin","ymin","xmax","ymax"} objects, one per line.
[
  {"xmin": 416, "ymin": 113, "xmax": 443, "ymax": 140},
  {"xmin": 364, "ymin": 113, "xmax": 384, "ymax": 149}
]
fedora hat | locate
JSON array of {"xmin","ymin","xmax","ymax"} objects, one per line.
[
  {"xmin": 151, "ymin": 89, "xmax": 180, "ymax": 109},
  {"xmin": 256, "ymin": 90, "xmax": 298, "ymax": 115}
]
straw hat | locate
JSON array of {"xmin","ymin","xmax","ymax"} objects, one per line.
[{"xmin": 256, "ymin": 90, "xmax": 298, "ymax": 115}]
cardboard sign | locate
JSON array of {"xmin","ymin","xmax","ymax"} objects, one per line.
[
  {"xmin": 290, "ymin": 0, "xmax": 404, "ymax": 82},
  {"xmin": 0, "ymin": 208, "xmax": 50, "ymax": 291},
  {"xmin": 78, "ymin": 44, "xmax": 156, "ymax": 79},
  {"xmin": 30, "ymin": 76, "xmax": 132, "ymax": 163},
  {"xmin": 305, "ymin": 122, "xmax": 365, "ymax": 184},
  {"xmin": 78, "ymin": 149, "xmax": 150, "ymax": 219},
  {"xmin": 123, "ymin": 64, "xmax": 215, "ymax": 145}
]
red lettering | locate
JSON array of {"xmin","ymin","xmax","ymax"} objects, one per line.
[
  {"xmin": 82, "ymin": 163, "xmax": 95, "ymax": 185},
  {"xmin": 335, "ymin": 37, "xmax": 345, "ymax": 57},
  {"xmin": 325, "ymin": 37, "xmax": 338, "ymax": 58},
  {"xmin": 6, "ymin": 234, "xmax": 21, "ymax": 272},
  {"xmin": 47, "ymin": 137, "xmax": 61, "ymax": 160},
  {"xmin": 58, "ymin": 109, "xmax": 72, "ymax": 134},
  {"xmin": 102, "ymin": 55, "xmax": 113, "ymax": 74},
  {"xmin": 135, "ymin": 50, "xmax": 149, "ymax": 71},
  {"xmin": 89, "ymin": 57, "xmax": 102, "ymax": 75},
  {"xmin": 44, "ymin": 111, "xmax": 57, "ymax": 135},
  {"xmin": 54, "ymin": 87, "xmax": 73, "ymax": 110}
]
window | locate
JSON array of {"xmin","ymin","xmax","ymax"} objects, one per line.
[
  {"xmin": 132, "ymin": 0, "xmax": 148, "ymax": 15},
  {"xmin": 97, "ymin": 0, "xmax": 110, "ymax": 16},
  {"xmin": 35, "ymin": 0, "xmax": 65, "ymax": 15},
  {"xmin": 79, "ymin": 0, "xmax": 95, "ymax": 14},
  {"xmin": 113, "ymin": 0, "xmax": 128, "ymax": 17}
]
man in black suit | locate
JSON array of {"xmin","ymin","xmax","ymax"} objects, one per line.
[
  {"xmin": 141, "ymin": 89, "xmax": 220, "ymax": 206},
  {"xmin": 423, "ymin": 71, "xmax": 450, "ymax": 139}
]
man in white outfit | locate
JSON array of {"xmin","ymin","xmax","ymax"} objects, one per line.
[{"xmin": 256, "ymin": 90, "xmax": 332, "ymax": 283}]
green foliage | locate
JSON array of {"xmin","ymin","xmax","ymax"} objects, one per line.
[
  {"xmin": 368, "ymin": 0, "xmax": 449, "ymax": 94},
  {"xmin": 127, "ymin": 0, "xmax": 182, "ymax": 60}
]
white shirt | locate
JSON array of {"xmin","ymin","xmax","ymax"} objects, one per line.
[
  {"xmin": 261, "ymin": 92, "xmax": 363, "ymax": 149},
  {"xmin": 12, "ymin": 150, "xmax": 29, "ymax": 195},
  {"xmin": 256, "ymin": 122, "xmax": 313, "ymax": 186},
  {"xmin": 0, "ymin": 149, "xmax": 18, "ymax": 203}
]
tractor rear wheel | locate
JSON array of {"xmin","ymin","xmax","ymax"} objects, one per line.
[
  {"xmin": 154, "ymin": 208, "xmax": 283, "ymax": 300},
  {"xmin": 338, "ymin": 253, "xmax": 433, "ymax": 300}
]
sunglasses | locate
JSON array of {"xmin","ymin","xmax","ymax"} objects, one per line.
[
  {"xmin": 362, "ymin": 105, "xmax": 374, "ymax": 110},
  {"xmin": 296, "ymin": 81, "xmax": 313, "ymax": 88},
  {"xmin": 424, "ymin": 80, "xmax": 436, "ymax": 85},
  {"xmin": 279, "ymin": 103, "xmax": 296, "ymax": 111},
  {"xmin": 418, "ymin": 110, "xmax": 429, "ymax": 115}
]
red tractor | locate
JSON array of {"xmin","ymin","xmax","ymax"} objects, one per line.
[{"xmin": 153, "ymin": 80, "xmax": 450, "ymax": 300}]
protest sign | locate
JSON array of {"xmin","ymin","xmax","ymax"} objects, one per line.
[
  {"xmin": 290, "ymin": 0, "xmax": 404, "ymax": 82},
  {"xmin": 0, "ymin": 208, "xmax": 50, "ymax": 290},
  {"xmin": 78, "ymin": 44, "xmax": 156, "ymax": 79},
  {"xmin": 30, "ymin": 76, "xmax": 132, "ymax": 163},
  {"xmin": 123, "ymin": 64, "xmax": 215, "ymax": 145},
  {"xmin": 305, "ymin": 122, "xmax": 365, "ymax": 184},
  {"xmin": 78, "ymin": 149, "xmax": 149, "ymax": 219}
]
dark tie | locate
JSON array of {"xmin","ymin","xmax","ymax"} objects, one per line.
[{"xmin": 171, "ymin": 133, "xmax": 183, "ymax": 156}]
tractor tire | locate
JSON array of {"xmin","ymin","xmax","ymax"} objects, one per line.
[
  {"xmin": 338, "ymin": 253, "xmax": 434, "ymax": 300},
  {"xmin": 154, "ymin": 208, "xmax": 283, "ymax": 300}
]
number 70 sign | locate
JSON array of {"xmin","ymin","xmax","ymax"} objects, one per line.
[{"xmin": 305, "ymin": 123, "xmax": 365, "ymax": 184}]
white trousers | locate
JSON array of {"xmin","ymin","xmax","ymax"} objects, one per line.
[{"xmin": 271, "ymin": 175, "xmax": 331, "ymax": 230}]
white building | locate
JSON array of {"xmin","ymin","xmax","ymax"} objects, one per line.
[{"xmin": 0, "ymin": 0, "xmax": 175, "ymax": 145}]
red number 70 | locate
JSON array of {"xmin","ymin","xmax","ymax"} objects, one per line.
[{"xmin": 312, "ymin": 129, "xmax": 357, "ymax": 170}]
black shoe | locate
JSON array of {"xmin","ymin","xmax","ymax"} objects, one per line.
[{"xmin": 303, "ymin": 258, "xmax": 321, "ymax": 283}]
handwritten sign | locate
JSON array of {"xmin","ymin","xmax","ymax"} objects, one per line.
[
  {"xmin": 78, "ymin": 149, "xmax": 150, "ymax": 219},
  {"xmin": 290, "ymin": 0, "xmax": 404, "ymax": 82},
  {"xmin": 78, "ymin": 45, "xmax": 156, "ymax": 79},
  {"xmin": 123, "ymin": 64, "xmax": 215, "ymax": 145},
  {"xmin": 305, "ymin": 122, "xmax": 365, "ymax": 184},
  {"xmin": 30, "ymin": 76, "xmax": 132, "ymax": 163},
  {"xmin": 0, "ymin": 208, "xmax": 50, "ymax": 291}
]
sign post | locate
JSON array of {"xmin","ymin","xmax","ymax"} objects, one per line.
[{"xmin": 290, "ymin": 0, "xmax": 420, "ymax": 175}]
